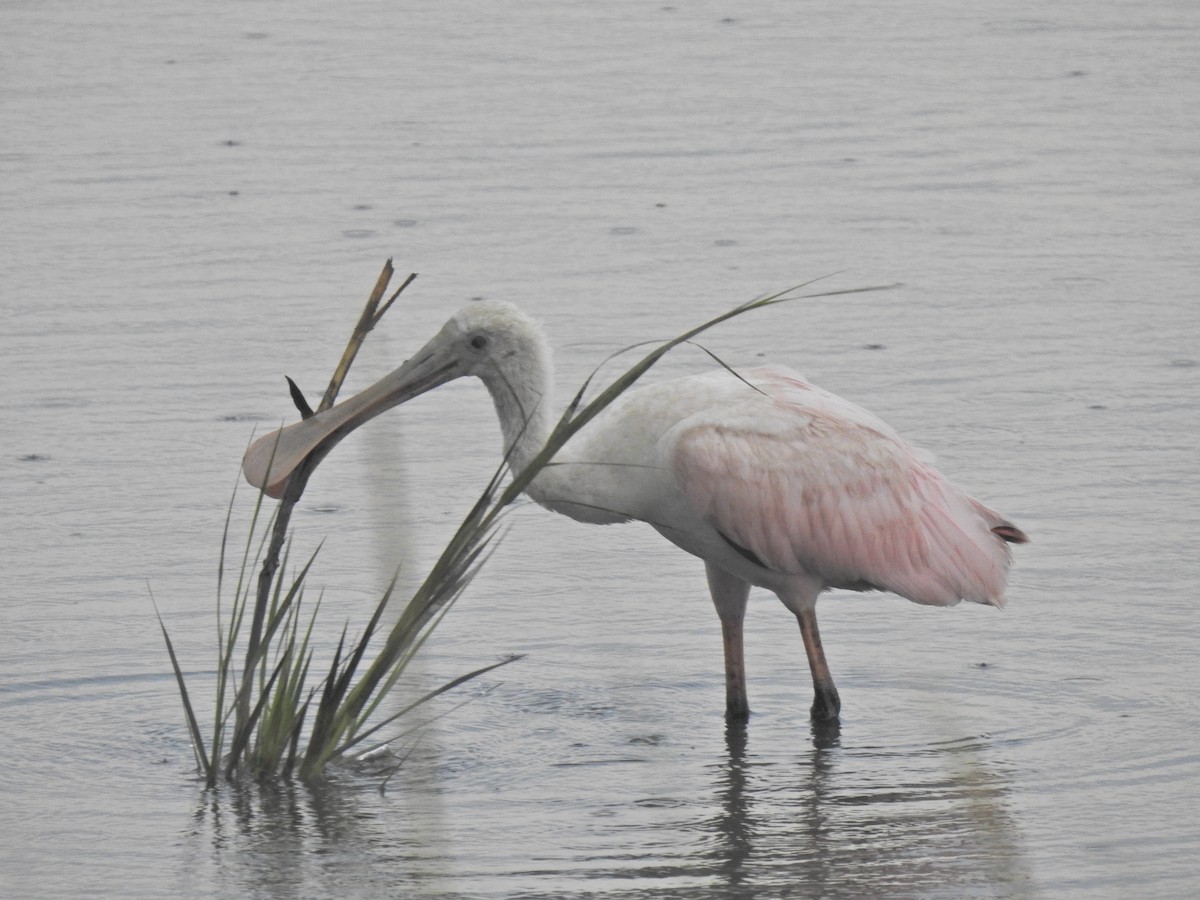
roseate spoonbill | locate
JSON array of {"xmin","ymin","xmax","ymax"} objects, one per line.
[{"xmin": 243, "ymin": 300, "xmax": 1027, "ymax": 721}]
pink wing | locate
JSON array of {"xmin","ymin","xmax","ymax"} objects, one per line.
[{"xmin": 671, "ymin": 368, "xmax": 1019, "ymax": 608}]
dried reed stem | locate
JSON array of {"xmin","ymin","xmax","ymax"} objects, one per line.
[{"xmin": 235, "ymin": 260, "xmax": 416, "ymax": 733}]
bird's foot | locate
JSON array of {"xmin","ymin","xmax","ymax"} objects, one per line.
[
  {"xmin": 809, "ymin": 684, "xmax": 841, "ymax": 723},
  {"xmin": 724, "ymin": 700, "xmax": 751, "ymax": 723}
]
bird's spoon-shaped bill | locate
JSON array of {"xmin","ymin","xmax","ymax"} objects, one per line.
[{"xmin": 242, "ymin": 336, "xmax": 463, "ymax": 498}]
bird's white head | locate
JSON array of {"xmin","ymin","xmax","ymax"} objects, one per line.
[
  {"xmin": 242, "ymin": 299, "xmax": 553, "ymax": 498},
  {"xmin": 447, "ymin": 299, "xmax": 551, "ymax": 386}
]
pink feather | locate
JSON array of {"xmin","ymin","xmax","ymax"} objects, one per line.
[{"xmin": 672, "ymin": 367, "xmax": 1019, "ymax": 608}]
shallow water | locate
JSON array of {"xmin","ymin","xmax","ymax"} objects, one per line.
[{"xmin": 3, "ymin": 0, "xmax": 1198, "ymax": 896}]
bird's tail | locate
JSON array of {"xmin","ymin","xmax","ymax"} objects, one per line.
[{"xmin": 971, "ymin": 499, "xmax": 1029, "ymax": 546}]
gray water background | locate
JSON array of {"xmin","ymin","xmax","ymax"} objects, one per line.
[{"xmin": 2, "ymin": 0, "xmax": 1198, "ymax": 897}]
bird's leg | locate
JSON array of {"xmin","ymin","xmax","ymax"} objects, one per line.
[
  {"xmin": 720, "ymin": 616, "xmax": 750, "ymax": 720},
  {"xmin": 796, "ymin": 603, "xmax": 840, "ymax": 721},
  {"xmin": 705, "ymin": 562, "xmax": 752, "ymax": 720}
]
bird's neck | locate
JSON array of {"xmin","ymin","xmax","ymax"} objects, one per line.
[
  {"xmin": 478, "ymin": 340, "xmax": 635, "ymax": 527},
  {"xmin": 479, "ymin": 346, "xmax": 557, "ymax": 480}
]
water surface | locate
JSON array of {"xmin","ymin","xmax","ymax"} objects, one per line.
[{"xmin": 2, "ymin": 0, "xmax": 1198, "ymax": 897}]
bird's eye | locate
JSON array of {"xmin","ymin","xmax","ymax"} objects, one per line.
[{"xmin": 469, "ymin": 334, "xmax": 489, "ymax": 351}]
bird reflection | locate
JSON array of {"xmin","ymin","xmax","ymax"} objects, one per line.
[
  {"xmin": 699, "ymin": 718, "xmax": 1027, "ymax": 899},
  {"xmin": 709, "ymin": 720, "xmax": 753, "ymax": 891},
  {"xmin": 809, "ymin": 715, "xmax": 842, "ymax": 751}
]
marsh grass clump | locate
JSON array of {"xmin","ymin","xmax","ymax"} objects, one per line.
[
  {"xmin": 156, "ymin": 261, "xmax": 524, "ymax": 784},
  {"xmin": 157, "ymin": 473, "xmax": 518, "ymax": 785},
  {"xmin": 158, "ymin": 260, "xmax": 889, "ymax": 785}
]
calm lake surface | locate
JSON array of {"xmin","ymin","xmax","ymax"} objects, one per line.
[{"xmin": 3, "ymin": 0, "xmax": 1198, "ymax": 896}]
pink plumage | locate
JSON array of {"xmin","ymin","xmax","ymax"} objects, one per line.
[{"xmin": 672, "ymin": 366, "xmax": 1018, "ymax": 609}]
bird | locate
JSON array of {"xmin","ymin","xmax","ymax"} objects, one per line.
[{"xmin": 243, "ymin": 299, "xmax": 1027, "ymax": 722}]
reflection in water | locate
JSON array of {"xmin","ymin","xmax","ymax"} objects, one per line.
[
  {"xmin": 184, "ymin": 714, "xmax": 1031, "ymax": 898},
  {"xmin": 592, "ymin": 718, "xmax": 1030, "ymax": 899},
  {"xmin": 707, "ymin": 720, "xmax": 839, "ymax": 892},
  {"xmin": 198, "ymin": 777, "xmax": 356, "ymax": 852},
  {"xmin": 187, "ymin": 775, "xmax": 443, "ymax": 898},
  {"xmin": 710, "ymin": 722, "xmax": 753, "ymax": 892},
  {"xmin": 194, "ymin": 780, "xmax": 343, "ymax": 892}
]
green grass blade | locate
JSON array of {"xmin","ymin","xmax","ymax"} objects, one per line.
[
  {"xmin": 224, "ymin": 654, "xmax": 287, "ymax": 780},
  {"xmin": 151, "ymin": 590, "xmax": 211, "ymax": 780},
  {"xmin": 339, "ymin": 655, "xmax": 523, "ymax": 758}
]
